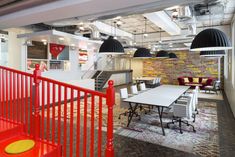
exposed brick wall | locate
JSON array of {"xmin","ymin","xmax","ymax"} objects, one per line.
[{"xmin": 143, "ymin": 51, "xmax": 221, "ymax": 85}]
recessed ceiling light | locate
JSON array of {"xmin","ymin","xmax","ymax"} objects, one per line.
[
  {"xmin": 116, "ymin": 20, "xmax": 123, "ymax": 25},
  {"xmin": 71, "ymin": 44, "xmax": 75, "ymax": 47},
  {"xmin": 43, "ymin": 41, "xmax": 47, "ymax": 45},
  {"xmin": 41, "ymin": 39, "xmax": 47, "ymax": 42},
  {"xmin": 59, "ymin": 37, "xmax": 64, "ymax": 41},
  {"xmin": 165, "ymin": 5, "xmax": 180, "ymax": 10},
  {"xmin": 143, "ymin": 33, "xmax": 148, "ymax": 37},
  {"xmin": 79, "ymin": 26, "xmax": 85, "ymax": 31},
  {"xmin": 78, "ymin": 22, "xmax": 84, "ymax": 25},
  {"xmin": 114, "ymin": 16, "xmax": 121, "ymax": 20}
]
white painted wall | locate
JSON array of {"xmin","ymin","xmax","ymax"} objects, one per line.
[
  {"xmin": 224, "ymin": 16, "xmax": 235, "ymax": 117},
  {"xmin": 6, "ymin": 28, "xmax": 31, "ymax": 70}
]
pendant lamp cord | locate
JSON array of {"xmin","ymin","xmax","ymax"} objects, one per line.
[
  {"xmin": 142, "ymin": 30, "xmax": 144, "ymax": 47},
  {"xmin": 114, "ymin": 21, "xmax": 117, "ymax": 38},
  {"xmin": 144, "ymin": 17, "xmax": 147, "ymax": 34}
]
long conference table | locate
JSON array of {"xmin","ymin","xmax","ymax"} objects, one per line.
[{"xmin": 123, "ymin": 85, "xmax": 190, "ymax": 136}]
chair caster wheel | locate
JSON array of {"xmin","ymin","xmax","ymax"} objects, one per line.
[
  {"xmin": 193, "ymin": 130, "xmax": 196, "ymax": 133},
  {"xmin": 180, "ymin": 132, "xmax": 183, "ymax": 134},
  {"xmin": 118, "ymin": 117, "xmax": 121, "ymax": 120}
]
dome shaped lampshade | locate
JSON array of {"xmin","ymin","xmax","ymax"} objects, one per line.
[
  {"xmin": 156, "ymin": 50, "xmax": 169, "ymax": 58},
  {"xmin": 190, "ymin": 28, "xmax": 232, "ymax": 51},
  {"xmin": 168, "ymin": 53, "xmax": 177, "ymax": 59},
  {"xmin": 133, "ymin": 48, "xmax": 152, "ymax": 58},
  {"xmin": 200, "ymin": 50, "xmax": 225, "ymax": 57},
  {"xmin": 99, "ymin": 36, "xmax": 124, "ymax": 54}
]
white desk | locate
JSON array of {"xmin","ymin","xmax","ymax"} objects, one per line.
[{"xmin": 124, "ymin": 85, "xmax": 190, "ymax": 135}]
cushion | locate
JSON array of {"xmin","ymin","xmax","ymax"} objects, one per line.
[
  {"xmin": 183, "ymin": 78, "xmax": 189, "ymax": 83},
  {"xmin": 193, "ymin": 78, "xmax": 199, "ymax": 83},
  {"xmin": 201, "ymin": 78, "xmax": 208, "ymax": 84},
  {"xmin": 5, "ymin": 139, "xmax": 35, "ymax": 154}
]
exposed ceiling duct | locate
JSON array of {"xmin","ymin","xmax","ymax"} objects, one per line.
[
  {"xmin": 194, "ymin": 0, "xmax": 224, "ymax": 16},
  {"xmin": 172, "ymin": 6, "xmax": 192, "ymax": 22},
  {"xmin": 186, "ymin": 21, "xmax": 197, "ymax": 37}
]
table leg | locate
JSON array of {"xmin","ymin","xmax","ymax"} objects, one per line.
[
  {"xmin": 157, "ymin": 106, "xmax": 165, "ymax": 136},
  {"xmin": 127, "ymin": 103, "xmax": 139, "ymax": 127}
]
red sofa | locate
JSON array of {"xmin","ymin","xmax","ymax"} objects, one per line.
[{"xmin": 178, "ymin": 76, "xmax": 214, "ymax": 89}]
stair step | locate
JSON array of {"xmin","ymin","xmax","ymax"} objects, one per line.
[
  {"xmin": 0, "ymin": 117, "xmax": 61, "ymax": 157},
  {"xmin": 0, "ymin": 118, "xmax": 24, "ymax": 140},
  {"xmin": 0, "ymin": 135, "xmax": 61, "ymax": 157}
]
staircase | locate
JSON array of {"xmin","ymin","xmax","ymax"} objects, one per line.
[
  {"xmin": 0, "ymin": 118, "xmax": 61, "ymax": 157},
  {"xmin": 92, "ymin": 71, "xmax": 112, "ymax": 91}
]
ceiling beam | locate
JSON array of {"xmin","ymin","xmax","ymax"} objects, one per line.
[
  {"xmin": 92, "ymin": 21, "xmax": 133, "ymax": 39},
  {"xmin": 144, "ymin": 11, "xmax": 181, "ymax": 35},
  {"xmin": 0, "ymin": 0, "xmax": 205, "ymax": 29}
]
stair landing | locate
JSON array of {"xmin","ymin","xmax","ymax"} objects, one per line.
[
  {"xmin": 0, "ymin": 136, "xmax": 61, "ymax": 157},
  {"xmin": 0, "ymin": 118, "xmax": 61, "ymax": 157}
]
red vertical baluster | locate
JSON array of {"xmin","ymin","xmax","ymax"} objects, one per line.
[
  {"xmin": 83, "ymin": 92, "xmax": 88, "ymax": 157},
  {"xmin": 47, "ymin": 82, "xmax": 50, "ymax": 140},
  {"xmin": 52, "ymin": 83, "xmax": 55, "ymax": 144},
  {"xmin": 0, "ymin": 69, "xmax": 1, "ymax": 116},
  {"xmin": 105, "ymin": 81, "xmax": 115, "ymax": 157},
  {"xmin": 76, "ymin": 91, "xmax": 81, "ymax": 157},
  {"xmin": 2, "ymin": 70, "xmax": 6, "ymax": 117},
  {"xmin": 63, "ymin": 87, "xmax": 67, "ymax": 157},
  {"xmin": 41, "ymin": 81, "xmax": 45, "ymax": 139},
  {"xmin": 58, "ymin": 85, "xmax": 61, "ymax": 145},
  {"xmin": 98, "ymin": 96, "xmax": 102, "ymax": 157},
  {"xmin": 21, "ymin": 75, "xmax": 24, "ymax": 124},
  {"xmin": 13, "ymin": 73, "xmax": 16, "ymax": 122},
  {"xmin": 5, "ymin": 70, "xmax": 8, "ymax": 119},
  {"xmin": 2, "ymin": 70, "xmax": 5, "ymax": 118},
  {"xmin": 70, "ymin": 88, "xmax": 74, "ymax": 157},
  {"xmin": 9, "ymin": 72, "xmax": 12, "ymax": 121},
  {"xmin": 17, "ymin": 74, "xmax": 20, "ymax": 122},
  {"xmin": 30, "ymin": 77, "xmax": 33, "ymax": 136},
  {"xmin": 33, "ymin": 64, "xmax": 41, "ymax": 140},
  {"xmin": 90, "ymin": 95, "xmax": 95, "ymax": 157},
  {"xmin": 25, "ymin": 76, "xmax": 28, "ymax": 134}
]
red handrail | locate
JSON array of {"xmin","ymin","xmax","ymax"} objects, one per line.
[{"xmin": 0, "ymin": 65, "xmax": 115, "ymax": 157}]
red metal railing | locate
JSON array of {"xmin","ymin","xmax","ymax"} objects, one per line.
[{"xmin": 0, "ymin": 64, "xmax": 115, "ymax": 157}]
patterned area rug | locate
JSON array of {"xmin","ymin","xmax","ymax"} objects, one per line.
[
  {"xmin": 115, "ymin": 101, "xmax": 219, "ymax": 157},
  {"xmin": 42, "ymin": 93, "xmax": 219, "ymax": 157}
]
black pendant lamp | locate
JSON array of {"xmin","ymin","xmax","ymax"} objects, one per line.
[
  {"xmin": 99, "ymin": 36, "xmax": 124, "ymax": 54},
  {"xmin": 200, "ymin": 50, "xmax": 225, "ymax": 57},
  {"xmin": 133, "ymin": 48, "xmax": 152, "ymax": 58},
  {"xmin": 156, "ymin": 50, "xmax": 169, "ymax": 58},
  {"xmin": 168, "ymin": 52, "xmax": 178, "ymax": 59},
  {"xmin": 191, "ymin": 28, "xmax": 232, "ymax": 51}
]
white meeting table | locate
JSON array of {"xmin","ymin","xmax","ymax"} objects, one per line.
[{"xmin": 123, "ymin": 85, "xmax": 190, "ymax": 136}]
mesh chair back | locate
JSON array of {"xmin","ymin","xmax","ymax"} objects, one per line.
[
  {"xmin": 139, "ymin": 83, "xmax": 146, "ymax": 91},
  {"xmin": 120, "ymin": 88, "xmax": 128, "ymax": 99},
  {"xmin": 174, "ymin": 96, "xmax": 192, "ymax": 119},
  {"xmin": 131, "ymin": 85, "xmax": 138, "ymax": 95},
  {"xmin": 120, "ymin": 88, "xmax": 130, "ymax": 108}
]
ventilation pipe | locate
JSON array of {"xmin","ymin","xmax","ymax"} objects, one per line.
[
  {"xmin": 90, "ymin": 25, "xmax": 101, "ymax": 40},
  {"xmin": 172, "ymin": 6, "xmax": 192, "ymax": 21}
]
